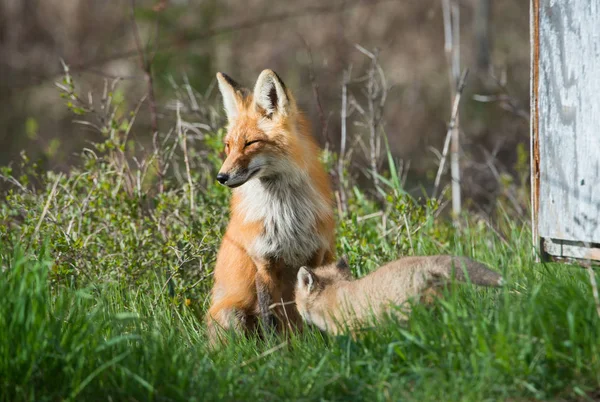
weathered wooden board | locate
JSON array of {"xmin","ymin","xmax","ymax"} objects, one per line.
[{"xmin": 531, "ymin": 0, "xmax": 600, "ymax": 259}]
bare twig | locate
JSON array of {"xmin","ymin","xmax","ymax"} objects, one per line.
[
  {"xmin": 177, "ymin": 103, "xmax": 195, "ymax": 214},
  {"xmin": 474, "ymin": 0, "xmax": 491, "ymax": 74},
  {"xmin": 581, "ymin": 235, "xmax": 600, "ymax": 319},
  {"xmin": 240, "ymin": 342, "xmax": 288, "ymax": 368},
  {"xmin": 280, "ymin": 297, "xmax": 294, "ymax": 332},
  {"xmin": 441, "ymin": 0, "xmax": 462, "ymax": 221},
  {"xmin": 473, "ymin": 68, "xmax": 530, "ymax": 122},
  {"xmin": 403, "ymin": 214, "xmax": 415, "ymax": 254},
  {"xmin": 188, "ymin": 271, "xmax": 213, "ymax": 290},
  {"xmin": 130, "ymin": 0, "xmax": 163, "ymax": 193},
  {"xmin": 473, "ymin": 208, "xmax": 510, "ymax": 247},
  {"xmin": 349, "ymin": 45, "xmax": 389, "ymax": 200},
  {"xmin": 299, "ymin": 35, "xmax": 329, "ymax": 146},
  {"xmin": 338, "ymin": 67, "xmax": 352, "ymax": 215},
  {"xmin": 31, "ymin": 174, "xmax": 62, "ymax": 243},
  {"xmin": 334, "ymin": 190, "xmax": 344, "ymax": 219},
  {"xmin": 433, "ymin": 69, "xmax": 469, "ymax": 199},
  {"xmin": 112, "ymin": 95, "xmax": 147, "ymax": 198},
  {"xmin": 0, "ymin": 174, "xmax": 28, "ymax": 193},
  {"xmin": 356, "ymin": 211, "xmax": 384, "ymax": 222},
  {"xmin": 586, "ymin": 264, "xmax": 600, "ymax": 319},
  {"xmin": 480, "ymin": 146, "xmax": 525, "ymax": 217},
  {"xmin": 366, "ymin": 49, "xmax": 381, "ymax": 192}
]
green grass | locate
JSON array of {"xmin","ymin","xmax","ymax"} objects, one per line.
[
  {"xmin": 2, "ymin": 220, "xmax": 599, "ymax": 401},
  {"xmin": 1, "ymin": 78, "xmax": 599, "ymax": 400}
]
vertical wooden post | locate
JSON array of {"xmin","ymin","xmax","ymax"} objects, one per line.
[{"xmin": 530, "ymin": 0, "xmax": 542, "ymax": 261}]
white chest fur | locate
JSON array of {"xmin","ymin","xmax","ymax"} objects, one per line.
[{"xmin": 237, "ymin": 175, "xmax": 330, "ymax": 266}]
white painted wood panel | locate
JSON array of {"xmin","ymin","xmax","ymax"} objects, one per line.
[{"xmin": 536, "ymin": 0, "xmax": 600, "ymax": 246}]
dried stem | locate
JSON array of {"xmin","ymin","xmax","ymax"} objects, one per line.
[
  {"xmin": 177, "ymin": 103, "xmax": 195, "ymax": 214},
  {"xmin": 442, "ymin": 0, "xmax": 462, "ymax": 221},
  {"xmin": 31, "ymin": 173, "xmax": 62, "ymax": 244},
  {"xmin": 0, "ymin": 174, "xmax": 28, "ymax": 193},
  {"xmin": 240, "ymin": 342, "xmax": 288, "ymax": 368},
  {"xmin": 433, "ymin": 69, "xmax": 469, "ymax": 199},
  {"xmin": 354, "ymin": 45, "xmax": 385, "ymax": 194},
  {"xmin": 338, "ymin": 68, "xmax": 351, "ymax": 215},
  {"xmin": 403, "ymin": 214, "xmax": 415, "ymax": 254},
  {"xmin": 582, "ymin": 238, "xmax": 600, "ymax": 320},
  {"xmin": 130, "ymin": 0, "xmax": 163, "ymax": 193},
  {"xmin": 367, "ymin": 49, "xmax": 381, "ymax": 193},
  {"xmin": 474, "ymin": 0, "xmax": 491, "ymax": 74},
  {"xmin": 587, "ymin": 265, "xmax": 600, "ymax": 319},
  {"xmin": 473, "ymin": 69, "xmax": 530, "ymax": 122},
  {"xmin": 299, "ymin": 35, "xmax": 329, "ymax": 146}
]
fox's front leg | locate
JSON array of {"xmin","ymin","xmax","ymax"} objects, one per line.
[
  {"xmin": 253, "ymin": 258, "xmax": 285, "ymax": 332},
  {"xmin": 255, "ymin": 274, "xmax": 277, "ymax": 332}
]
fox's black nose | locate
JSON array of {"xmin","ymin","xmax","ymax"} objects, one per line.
[{"xmin": 216, "ymin": 173, "xmax": 229, "ymax": 184}]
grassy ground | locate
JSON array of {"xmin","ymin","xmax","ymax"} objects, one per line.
[
  {"xmin": 2, "ymin": 217, "xmax": 599, "ymax": 401},
  {"xmin": 1, "ymin": 87, "xmax": 598, "ymax": 400}
]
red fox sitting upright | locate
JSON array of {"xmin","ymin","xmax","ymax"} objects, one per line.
[{"xmin": 206, "ymin": 69, "xmax": 335, "ymax": 343}]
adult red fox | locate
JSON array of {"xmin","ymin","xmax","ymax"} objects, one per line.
[
  {"xmin": 206, "ymin": 70, "xmax": 335, "ymax": 343},
  {"xmin": 295, "ymin": 256, "xmax": 504, "ymax": 335}
]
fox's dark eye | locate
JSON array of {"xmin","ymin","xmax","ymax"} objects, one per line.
[
  {"xmin": 224, "ymin": 143, "xmax": 230, "ymax": 154},
  {"xmin": 244, "ymin": 140, "xmax": 262, "ymax": 148}
]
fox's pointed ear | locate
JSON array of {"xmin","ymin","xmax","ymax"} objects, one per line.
[
  {"xmin": 297, "ymin": 266, "xmax": 315, "ymax": 293},
  {"xmin": 216, "ymin": 72, "xmax": 244, "ymax": 122},
  {"xmin": 253, "ymin": 69, "xmax": 290, "ymax": 118}
]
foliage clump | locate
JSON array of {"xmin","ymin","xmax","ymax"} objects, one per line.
[{"xmin": 1, "ymin": 75, "xmax": 440, "ymax": 306}]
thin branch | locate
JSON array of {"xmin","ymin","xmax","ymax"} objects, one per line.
[
  {"xmin": 130, "ymin": 0, "xmax": 163, "ymax": 193},
  {"xmin": 356, "ymin": 211, "xmax": 384, "ymax": 222},
  {"xmin": 365, "ymin": 47, "xmax": 382, "ymax": 193},
  {"xmin": 433, "ymin": 69, "xmax": 469, "ymax": 199},
  {"xmin": 31, "ymin": 174, "xmax": 62, "ymax": 243},
  {"xmin": 474, "ymin": 0, "xmax": 491, "ymax": 73},
  {"xmin": 473, "ymin": 68, "xmax": 530, "ymax": 122},
  {"xmin": 299, "ymin": 35, "xmax": 329, "ymax": 146},
  {"xmin": 337, "ymin": 67, "xmax": 352, "ymax": 215},
  {"xmin": 441, "ymin": 0, "xmax": 462, "ymax": 221},
  {"xmin": 240, "ymin": 342, "xmax": 288, "ymax": 368},
  {"xmin": 581, "ymin": 235, "xmax": 600, "ymax": 320},
  {"xmin": 0, "ymin": 174, "xmax": 28, "ymax": 193},
  {"xmin": 177, "ymin": 103, "xmax": 195, "ymax": 214},
  {"xmin": 449, "ymin": 1, "xmax": 461, "ymax": 220},
  {"xmin": 587, "ymin": 264, "xmax": 600, "ymax": 319},
  {"xmin": 130, "ymin": 0, "xmax": 147, "ymax": 70},
  {"xmin": 403, "ymin": 214, "xmax": 415, "ymax": 254}
]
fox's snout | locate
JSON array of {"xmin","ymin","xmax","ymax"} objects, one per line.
[
  {"xmin": 216, "ymin": 151, "xmax": 269, "ymax": 188},
  {"xmin": 216, "ymin": 153, "xmax": 249, "ymax": 188},
  {"xmin": 216, "ymin": 173, "xmax": 229, "ymax": 185},
  {"xmin": 216, "ymin": 164, "xmax": 262, "ymax": 188}
]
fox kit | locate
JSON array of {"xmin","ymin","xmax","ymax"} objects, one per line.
[
  {"xmin": 295, "ymin": 256, "xmax": 503, "ymax": 335},
  {"xmin": 206, "ymin": 70, "xmax": 335, "ymax": 343}
]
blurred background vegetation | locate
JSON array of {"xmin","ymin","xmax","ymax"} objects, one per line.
[
  {"xmin": 5, "ymin": 5, "xmax": 600, "ymax": 400},
  {"xmin": 0, "ymin": 0, "xmax": 529, "ymax": 211}
]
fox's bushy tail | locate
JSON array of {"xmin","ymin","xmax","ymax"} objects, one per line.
[{"xmin": 429, "ymin": 256, "xmax": 504, "ymax": 287}]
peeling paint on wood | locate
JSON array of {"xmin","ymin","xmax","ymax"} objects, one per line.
[{"xmin": 532, "ymin": 1, "xmax": 600, "ymax": 260}]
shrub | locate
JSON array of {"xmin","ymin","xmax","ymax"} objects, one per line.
[{"xmin": 0, "ymin": 72, "xmax": 441, "ymax": 308}]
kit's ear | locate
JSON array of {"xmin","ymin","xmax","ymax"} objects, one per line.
[
  {"xmin": 336, "ymin": 256, "xmax": 349, "ymax": 271},
  {"xmin": 216, "ymin": 72, "xmax": 245, "ymax": 122},
  {"xmin": 297, "ymin": 266, "xmax": 315, "ymax": 293},
  {"xmin": 253, "ymin": 69, "xmax": 290, "ymax": 118}
]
